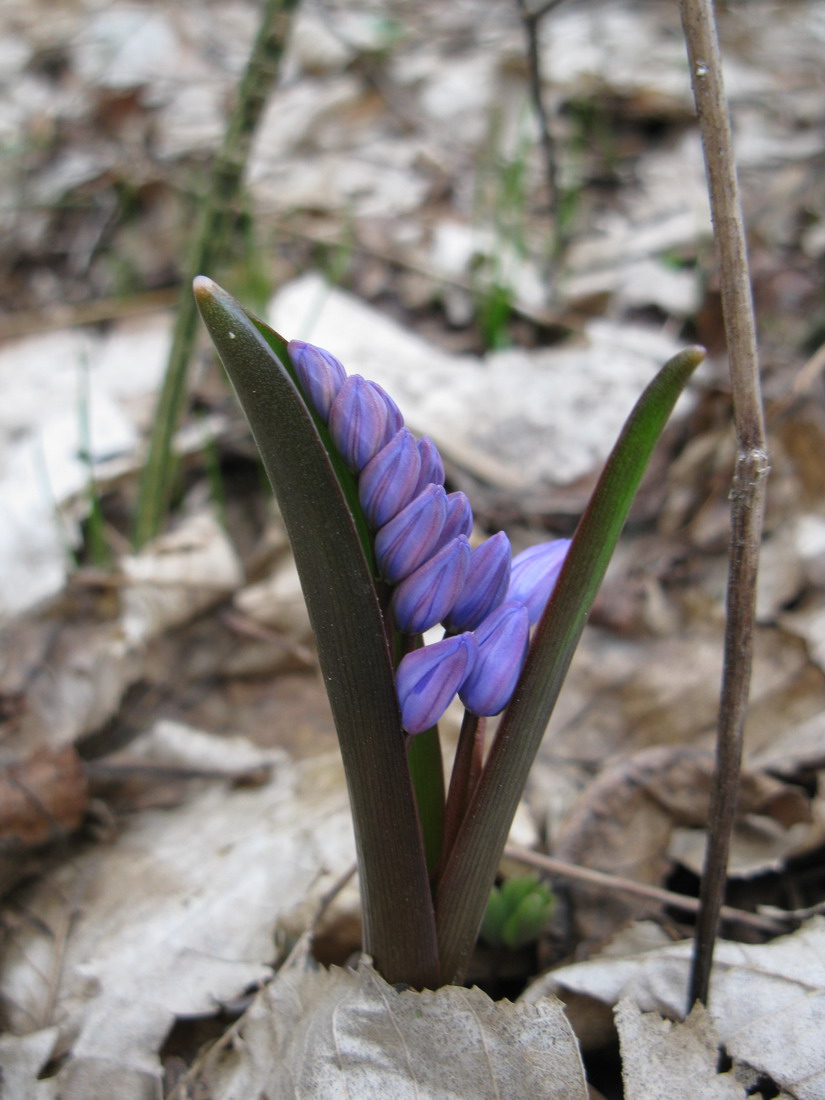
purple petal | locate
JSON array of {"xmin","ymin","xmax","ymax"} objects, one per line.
[
  {"xmin": 459, "ymin": 600, "xmax": 530, "ymax": 716},
  {"xmin": 359, "ymin": 428, "xmax": 422, "ymax": 529},
  {"xmin": 391, "ymin": 535, "xmax": 471, "ymax": 635},
  {"xmin": 374, "ymin": 484, "xmax": 447, "ymax": 583},
  {"xmin": 415, "ymin": 435, "xmax": 445, "ymax": 493},
  {"xmin": 287, "ymin": 340, "xmax": 347, "ymax": 421},
  {"xmin": 507, "ymin": 539, "xmax": 572, "ymax": 625},
  {"xmin": 438, "ymin": 491, "xmax": 473, "ymax": 545},
  {"xmin": 329, "ymin": 375, "xmax": 393, "ymax": 471},
  {"xmin": 369, "ymin": 380, "xmax": 404, "ymax": 436},
  {"xmin": 444, "ymin": 531, "xmax": 512, "ymax": 632},
  {"xmin": 396, "ymin": 632, "xmax": 478, "ymax": 735}
]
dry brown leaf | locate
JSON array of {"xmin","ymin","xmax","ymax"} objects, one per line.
[
  {"xmin": 550, "ymin": 747, "xmax": 811, "ymax": 945},
  {"xmin": 0, "ymin": 742, "xmax": 356, "ymax": 1099},
  {"xmin": 537, "ymin": 918, "xmax": 825, "ymax": 1100},
  {"xmin": 0, "ymin": 510, "xmax": 242, "ymax": 759},
  {"xmin": 616, "ymin": 1000, "xmax": 746, "ymax": 1099},
  {"xmin": 194, "ymin": 940, "xmax": 588, "ymax": 1100},
  {"xmin": 0, "ymin": 746, "xmax": 88, "ymax": 893}
]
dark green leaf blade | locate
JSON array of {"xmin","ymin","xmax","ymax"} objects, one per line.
[
  {"xmin": 435, "ymin": 346, "xmax": 705, "ymax": 982},
  {"xmin": 194, "ymin": 277, "xmax": 439, "ymax": 987}
]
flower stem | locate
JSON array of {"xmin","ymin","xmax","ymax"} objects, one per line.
[{"xmin": 440, "ymin": 711, "xmax": 486, "ymax": 875}]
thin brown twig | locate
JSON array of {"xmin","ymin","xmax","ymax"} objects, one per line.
[
  {"xmin": 679, "ymin": 0, "xmax": 769, "ymax": 1010},
  {"xmin": 514, "ymin": 0, "xmax": 559, "ymax": 218},
  {"xmin": 513, "ymin": 0, "xmax": 571, "ymax": 261},
  {"xmin": 503, "ymin": 846, "xmax": 785, "ymax": 936}
]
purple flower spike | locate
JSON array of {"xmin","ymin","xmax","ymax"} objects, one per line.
[
  {"xmin": 439, "ymin": 491, "xmax": 474, "ymax": 545},
  {"xmin": 396, "ymin": 632, "xmax": 478, "ymax": 735},
  {"xmin": 359, "ymin": 428, "xmax": 422, "ymax": 529},
  {"xmin": 415, "ymin": 435, "xmax": 445, "ymax": 493},
  {"xmin": 459, "ymin": 601, "xmax": 530, "ymax": 716},
  {"xmin": 375, "ymin": 483, "xmax": 447, "ymax": 583},
  {"xmin": 391, "ymin": 535, "xmax": 471, "ymax": 635},
  {"xmin": 288, "ymin": 340, "xmax": 347, "ymax": 421},
  {"xmin": 507, "ymin": 539, "xmax": 572, "ymax": 625},
  {"xmin": 329, "ymin": 375, "xmax": 395, "ymax": 471},
  {"xmin": 444, "ymin": 531, "xmax": 512, "ymax": 632}
]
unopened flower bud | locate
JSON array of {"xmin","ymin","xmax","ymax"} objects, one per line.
[
  {"xmin": 507, "ymin": 539, "xmax": 571, "ymax": 625},
  {"xmin": 329, "ymin": 375, "xmax": 396, "ymax": 471},
  {"xmin": 459, "ymin": 601, "xmax": 530, "ymax": 716},
  {"xmin": 287, "ymin": 340, "xmax": 347, "ymax": 421},
  {"xmin": 358, "ymin": 428, "xmax": 422, "ymax": 529},
  {"xmin": 373, "ymin": 381, "xmax": 404, "ymax": 437},
  {"xmin": 444, "ymin": 531, "xmax": 512, "ymax": 632},
  {"xmin": 438, "ymin": 491, "xmax": 473, "ymax": 545},
  {"xmin": 375, "ymin": 483, "xmax": 447, "ymax": 583},
  {"xmin": 415, "ymin": 435, "xmax": 445, "ymax": 493},
  {"xmin": 391, "ymin": 535, "xmax": 471, "ymax": 635},
  {"xmin": 396, "ymin": 632, "xmax": 478, "ymax": 735}
]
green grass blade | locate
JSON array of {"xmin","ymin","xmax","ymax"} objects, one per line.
[
  {"xmin": 435, "ymin": 346, "xmax": 705, "ymax": 982},
  {"xmin": 194, "ymin": 277, "xmax": 439, "ymax": 987}
]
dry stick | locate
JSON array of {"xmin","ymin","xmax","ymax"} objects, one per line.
[
  {"xmin": 134, "ymin": 0, "xmax": 301, "ymax": 548},
  {"xmin": 503, "ymin": 846, "xmax": 785, "ymax": 937},
  {"xmin": 679, "ymin": 0, "xmax": 769, "ymax": 1009},
  {"xmin": 514, "ymin": 0, "xmax": 564, "ymax": 233}
]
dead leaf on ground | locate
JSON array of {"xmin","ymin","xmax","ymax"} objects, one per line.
[
  {"xmin": 0, "ymin": 736, "xmax": 356, "ymax": 1099},
  {"xmin": 531, "ymin": 917, "xmax": 825, "ymax": 1100},
  {"xmin": 616, "ymin": 1000, "xmax": 747, "ymax": 1100},
  {"xmin": 549, "ymin": 746, "xmax": 811, "ymax": 947},
  {"xmin": 192, "ymin": 939, "xmax": 588, "ymax": 1100}
]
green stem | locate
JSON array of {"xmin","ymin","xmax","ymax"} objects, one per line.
[
  {"xmin": 407, "ymin": 727, "xmax": 445, "ymax": 874},
  {"xmin": 440, "ymin": 711, "xmax": 485, "ymax": 877},
  {"xmin": 134, "ymin": 0, "xmax": 300, "ymax": 547}
]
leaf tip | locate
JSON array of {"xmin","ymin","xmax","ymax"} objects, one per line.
[
  {"xmin": 675, "ymin": 345, "xmax": 707, "ymax": 371},
  {"xmin": 193, "ymin": 275, "xmax": 217, "ymax": 303}
]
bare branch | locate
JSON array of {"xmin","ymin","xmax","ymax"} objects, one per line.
[
  {"xmin": 504, "ymin": 847, "xmax": 786, "ymax": 936},
  {"xmin": 679, "ymin": 0, "xmax": 769, "ymax": 1009},
  {"xmin": 513, "ymin": 0, "xmax": 562, "ymax": 250}
]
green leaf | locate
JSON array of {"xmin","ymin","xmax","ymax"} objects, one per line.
[
  {"xmin": 193, "ymin": 277, "xmax": 439, "ymax": 988},
  {"xmin": 435, "ymin": 346, "xmax": 705, "ymax": 982}
]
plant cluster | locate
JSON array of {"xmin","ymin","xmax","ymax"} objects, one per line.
[{"xmin": 195, "ymin": 275, "xmax": 703, "ymax": 989}]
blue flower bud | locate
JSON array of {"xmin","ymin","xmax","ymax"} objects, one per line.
[
  {"xmin": 371, "ymin": 380, "xmax": 404, "ymax": 437},
  {"xmin": 439, "ymin": 491, "xmax": 473, "ymax": 544},
  {"xmin": 374, "ymin": 483, "xmax": 447, "ymax": 583},
  {"xmin": 444, "ymin": 531, "xmax": 512, "ymax": 632},
  {"xmin": 287, "ymin": 340, "xmax": 347, "ymax": 421},
  {"xmin": 358, "ymin": 428, "xmax": 422, "ymax": 529},
  {"xmin": 459, "ymin": 600, "xmax": 530, "ymax": 716},
  {"xmin": 390, "ymin": 535, "xmax": 471, "ymax": 635},
  {"xmin": 328, "ymin": 375, "xmax": 396, "ymax": 471},
  {"xmin": 507, "ymin": 539, "xmax": 571, "ymax": 625},
  {"xmin": 415, "ymin": 435, "xmax": 445, "ymax": 493},
  {"xmin": 396, "ymin": 631, "xmax": 478, "ymax": 735}
]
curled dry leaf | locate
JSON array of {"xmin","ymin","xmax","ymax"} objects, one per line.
[
  {"xmin": 551, "ymin": 747, "xmax": 812, "ymax": 947},
  {"xmin": 532, "ymin": 917, "xmax": 825, "ymax": 1100},
  {"xmin": 0, "ymin": 510, "xmax": 242, "ymax": 759},
  {"xmin": 194, "ymin": 939, "xmax": 588, "ymax": 1100}
]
